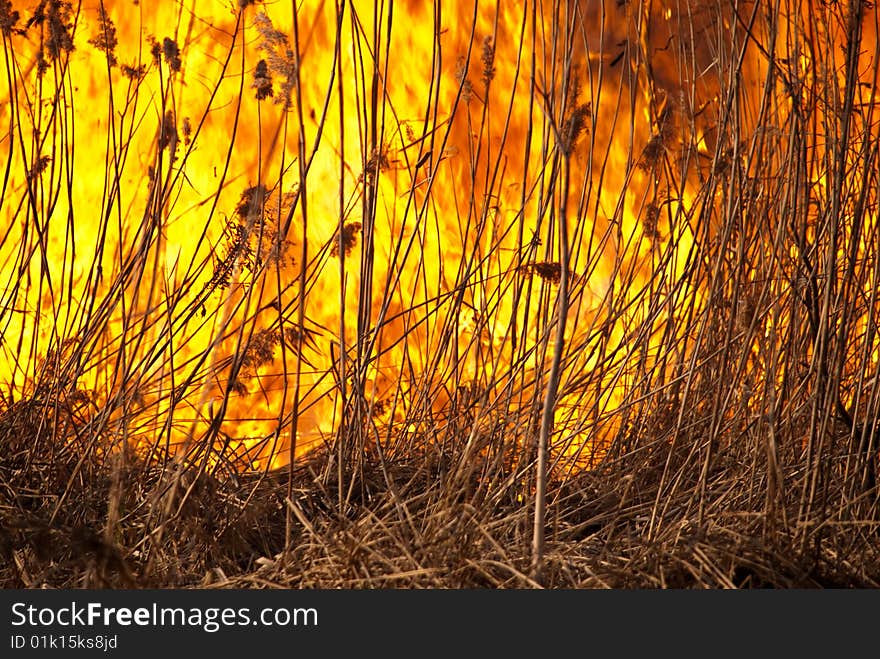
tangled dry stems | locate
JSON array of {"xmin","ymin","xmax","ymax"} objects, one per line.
[
  {"xmin": 1, "ymin": 0, "xmax": 879, "ymax": 587},
  {"xmin": 2, "ymin": 399, "xmax": 878, "ymax": 588}
]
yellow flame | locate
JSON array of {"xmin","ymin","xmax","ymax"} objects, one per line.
[{"xmin": 2, "ymin": 0, "xmax": 876, "ymax": 473}]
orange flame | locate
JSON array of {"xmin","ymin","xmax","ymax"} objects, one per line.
[{"xmin": 1, "ymin": 0, "xmax": 877, "ymax": 474}]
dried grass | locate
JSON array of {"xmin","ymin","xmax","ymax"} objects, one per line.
[{"xmin": 1, "ymin": 0, "xmax": 879, "ymax": 588}]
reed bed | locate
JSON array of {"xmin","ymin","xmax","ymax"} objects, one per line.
[{"xmin": 1, "ymin": 0, "xmax": 878, "ymax": 588}]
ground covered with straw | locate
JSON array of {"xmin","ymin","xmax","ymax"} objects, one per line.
[{"xmin": 3, "ymin": 415, "xmax": 878, "ymax": 588}]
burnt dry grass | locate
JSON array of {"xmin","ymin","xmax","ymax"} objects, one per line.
[{"xmin": 2, "ymin": 396, "xmax": 878, "ymax": 588}]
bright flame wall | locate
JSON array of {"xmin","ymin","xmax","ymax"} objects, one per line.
[{"xmin": 1, "ymin": 0, "xmax": 877, "ymax": 473}]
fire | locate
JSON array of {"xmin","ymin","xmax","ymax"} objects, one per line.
[{"xmin": 1, "ymin": 0, "xmax": 877, "ymax": 478}]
